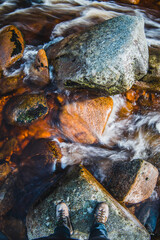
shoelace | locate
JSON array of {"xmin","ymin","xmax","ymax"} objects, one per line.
[
  {"xmin": 96, "ymin": 209, "xmax": 106, "ymax": 223},
  {"xmin": 58, "ymin": 209, "xmax": 68, "ymax": 225}
]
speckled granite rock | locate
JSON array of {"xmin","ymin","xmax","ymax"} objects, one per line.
[
  {"xmin": 26, "ymin": 165, "xmax": 150, "ymax": 240},
  {"xmin": 107, "ymin": 159, "xmax": 158, "ymax": 204},
  {"xmin": 47, "ymin": 15, "xmax": 148, "ymax": 95}
]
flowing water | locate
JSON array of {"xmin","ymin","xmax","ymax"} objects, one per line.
[{"xmin": 0, "ymin": 0, "xmax": 160, "ymax": 239}]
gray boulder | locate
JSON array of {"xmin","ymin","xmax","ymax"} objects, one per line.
[
  {"xmin": 26, "ymin": 165, "xmax": 150, "ymax": 240},
  {"xmin": 47, "ymin": 15, "xmax": 148, "ymax": 95}
]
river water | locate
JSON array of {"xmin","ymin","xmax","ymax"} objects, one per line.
[{"xmin": 0, "ymin": 0, "xmax": 160, "ymax": 239}]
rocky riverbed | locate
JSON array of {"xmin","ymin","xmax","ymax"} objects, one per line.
[{"xmin": 0, "ymin": 0, "xmax": 159, "ymax": 240}]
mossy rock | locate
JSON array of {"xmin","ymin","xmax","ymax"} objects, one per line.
[
  {"xmin": 5, "ymin": 94, "xmax": 48, "ymax": 126},
  {"xmin": 47, "ymin": 15, "xmax": 148, "ymax": 95}
]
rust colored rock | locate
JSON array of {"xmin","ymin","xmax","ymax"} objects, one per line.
[
  {"xmin": 118, "ymin": 0, "xmax": 140, "ymax": 4},
  {"xmin": 60, "ymin": 109, "xmax": 97, "ymax": 144},
  {"xmin": 0, "ymin": 73, "xmax": 24, "ymax": 95},
  {"xmin": 59, "ymin": 96, "xmax": 113, "ymax": 143},
  {"xmin": 107, "ymin": 159, "xmax": 159, "ymax": 204},
  {"xmin": 28, "ymin": 49, "xmax": 50, "ymax": 88},
  {"xmin": 0, "ymin": 25, "xmax": 24, "ymax": 70},
  {"xmin": 5, "ymin": 94, "xmax": 48, "ymax": 126}
]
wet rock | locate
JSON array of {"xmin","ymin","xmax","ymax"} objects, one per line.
[
  {"xmin": 0, "ymin": 73, "xmax": 24, "ymax": 96},
  {"xmin": 1, "ymin": 217, "xmax": 27, "ymax": 240},
  {"xmin": 59, "ymin": 96, "xmax": 113, "ymax": 143},
  {"xmin": 0, "ymin": 163, "xmax": 11, "ymax": 185},
  {"xmin": 148, "ymin": 153, "xmax": 160, "ymax": 172},
  {"xmin": 0, "ymin": 139, "xmax": 63, "ymax": 218},
  {"xmin": 0, "ymin": 25, "xmax": 24, "ymax": 71},
  {"xmin": 59, "ymin": 108, "xmax": 97, "ymax": 144},
  {"xmin": 47, "ymin": 15, "xmax": 148, "ymax": 95},
  {"xmin": 142, "ymin": 47, "xmax": 160, "ymax": 86},
  {"xmin": 0, "ymin": 173, "xmax": 18, "ymax": 216},
  {"xmin": 107, "ymin": 159, "xmax": 158, "ymax": 204},
  {"xmin": 0, "ymin": 138, "xmax": 18, "ymax": 161},
  {"xmin": 5, "ymin": 94, "xmax": 48, "ymax": 126},
  {"xmin": 26, "ymin": 165, "xmax": 150, "ymax": 240},
  {"xmin": 27, "ymin": 49, "xmax": 50, "ymax": 88}
]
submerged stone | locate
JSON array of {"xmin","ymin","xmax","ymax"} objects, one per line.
[
  {"xmin": 59, "ymin": 96, "xmax": 113, "ymax": 143},
  {"xmin": 47, "ymin": 15, "xmax": 148, "ymax": 95},
  {"xmin": 0, "ymin": 73, "xmax": 24, "ymax": 96},
  {"xmin": 5, "ymin": 94, "xmax": 48, "ymax": 126},
  {"xmin": 0, "ymin": 25, "xmax": 24, "ymax": 70},
  {"xmin": 26, "ymin": 165, "xmax": 150, "ymax": 240},
  {"xmin": 0, "ymin": 139, "xmax": 63, "ymax": 217},
  {"xmin": 107, "ymin": 159, "xmax": 158, "ymax": 204}
]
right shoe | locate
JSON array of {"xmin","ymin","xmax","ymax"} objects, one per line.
[
  {"xmin": 56, "ymin": 202, "xmax": 73, "ymax": 235},
  {"xmin": 93, "ymin": 202, "xmax": 109, "ymax": 224}
]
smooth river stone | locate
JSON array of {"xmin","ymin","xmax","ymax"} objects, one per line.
[
  {"xmin": 0, "ymin": 25, "xmax": 24, "ymax": 70},
  {"xmin": 59, "ymin": 96, "xmax": 113, "ymax": 144},
  {"xmin": 26, "ymin": 165, "xmax": 150, "ymax": 240},
  {"xmin": 47, "ymin": 15, "xmax": 148, "ymax": 95}
]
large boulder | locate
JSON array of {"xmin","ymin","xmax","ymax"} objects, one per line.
[
  {"xmin": 26, "ymin": 165, "xmax": 150, "ymax": 240},
  {"xmin": 47, "ymin": 15, "xmax": 148, "ymax": 95},
  {"xmin": 107, "ymin": 159, "xmax": 158, "ymax": 203}
]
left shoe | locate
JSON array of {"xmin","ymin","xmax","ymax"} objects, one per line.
[{"xmin": 56, "ymin": 202, "xmax": 73, "ymax": 235}]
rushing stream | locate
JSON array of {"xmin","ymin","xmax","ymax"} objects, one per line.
[{"xmin": 0, "ymin": 0, "xmax": 160, "ymax": 239}]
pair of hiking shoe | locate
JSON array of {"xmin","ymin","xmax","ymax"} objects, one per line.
[{"xmin": 56, "ymin": 202, "xmax": 109, "ymax": 235}]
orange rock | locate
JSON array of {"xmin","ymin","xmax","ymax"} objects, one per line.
[
  {"xmin": 59, "ymin": 96, "xmax": 113, "ymax": 143},
  {"xmin": 116, "ymin": 0, "xmax": 140, "ymax": 4},
  {"xmin": 0, "ymin": 25, "xmax": 24, "ymax": 70},
  {"xmin": 0, "ymin": 73, "xmax": 24, "ymax": 95},
  {"xmin": 127, "ymin": 0, "xmax": 140, "ymax": 4},
  {"xmin": 118, "ymin": 100, "xmax": 134, "ymax": 118},
  {"xmin": 60, "ymin": 109, "xmax": 97, "ymax": 144},
  {"xmin": 28, "ymin": 49, "xmax": 50, "ymax": 88},
  {"xmin": 126, "ymin": 89, "xmax": 137, "ymax": 102}
]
